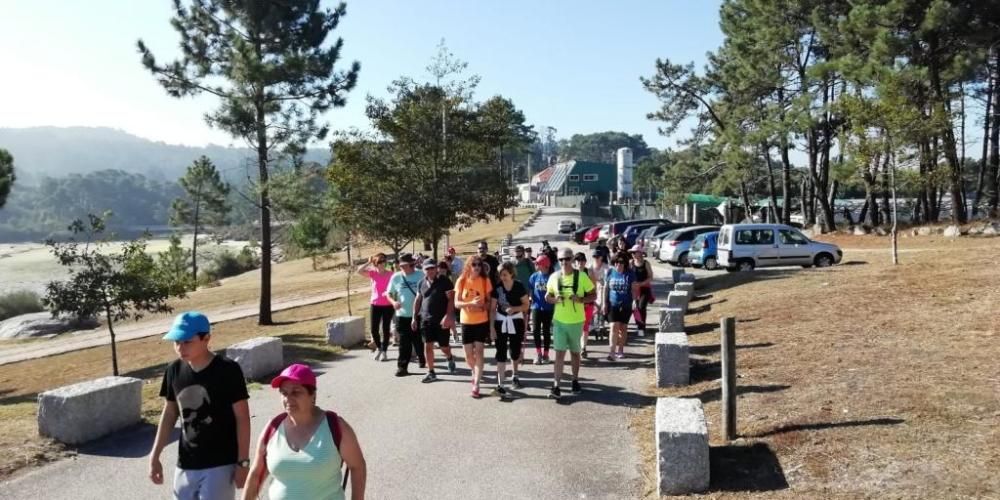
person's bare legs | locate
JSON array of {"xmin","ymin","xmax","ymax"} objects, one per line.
[
  {"xmin": 424, "ymin": 342, "xmax": 435, "ymax": 371},
  {"xmin": 608, "ymin": 323, "xmax": 617, "ymax": 357},
  {"xmin": 496, "ymin": 361, "xmax": 507, "ymax": 387},
  {"xmin": 570, "ymin": 351, "xmax": 581, "ymax": 379},
  {"xmin": 464, "ymin": 344, "xmax": 478, "ymax": 390},
  {"xmin": 474, "ymin": 342, "xmax": 486, "ymax": 387},
  {"xmin": 552, "ymin": 349, "xmax": 566, "ymax": 386}
]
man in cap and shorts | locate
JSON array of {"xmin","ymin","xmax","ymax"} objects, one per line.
[
  {"xmin": 544, "ymin": 248, "xmax": 597, "ymax": 399},
  {"xmin": 412, "ymin": 259, "xmax": 458, "ymax": 383}
]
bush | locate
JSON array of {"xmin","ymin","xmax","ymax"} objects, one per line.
[
  {"xmin": 200, "ymin": 245, "xmax": 260, "ymax": 282},
  {"xmin": 0, "ymin": 290, "xmax": 45, "ymax": 321}
]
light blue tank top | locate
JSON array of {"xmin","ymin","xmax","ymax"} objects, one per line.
[{"xmin": 266, "ymin": 417, "xmax": 344, "ymax": 500}]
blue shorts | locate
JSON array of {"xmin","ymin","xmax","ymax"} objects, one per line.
[{"xmin": 174, "ymin": 464, "xmax": 235, "ymax": 500}]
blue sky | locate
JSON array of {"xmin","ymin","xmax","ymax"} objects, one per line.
[{"xmin": 0, "ymin": 0, "xmax": 723, "ymax": 149}]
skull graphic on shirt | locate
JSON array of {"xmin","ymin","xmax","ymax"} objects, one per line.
[{"xmin": 176, "ymin": 385, "xmax": 212, "ymax": 447}]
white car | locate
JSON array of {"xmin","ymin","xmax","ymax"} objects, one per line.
[
  {"xmin": 717, "ymin": 223, "xmax": 843, "ymax": 271},
  {"xmin": 558, "ymin": 220, "xmax": 577, "ymax": 234},
  {"xmin": 655, "ymin": 226, "xmax": 719, "ymax": 266}
]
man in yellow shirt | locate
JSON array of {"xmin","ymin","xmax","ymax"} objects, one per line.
[{"xmin": 545, "ymin": 248, "xmax": 596, "ymax": 399}]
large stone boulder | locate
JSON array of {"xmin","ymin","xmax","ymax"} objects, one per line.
[
  {"xmin": 874, "ymin": 227, "xmax": 889, "ymax": 236},
  {"xmin": 326, "ymin": 316, "xmax": 365, "ymax": 347},
  {"xmin": 943, "ymin": 225, "xmax": 961, "ymax": 238},
  {"xmin": 226, "ymin": 337, "xmax": 283, "ymax": 380},
  {"xmin": 917, "ymin": 226, "xmax": 933, "ymax": 236},
  {"xmin": 983, "ymin": 225, "xmax": 999, "ymax": 237},
  {"xmin": 655, "ymin": 332, "xmax": 689, "ymax": 387},
  {"xmin": 670, "ymin": 269, "xmax": 683, "ymax": 284},
  {"xmin": 38, "ymin": 376, "xmax": 142, "ymax": 445},
  {"xmin": 667, "ymin": 291, "xmax": 690, "ymax": 315},
  {"xmin": 0, "ymin": 312, "xmax": 99, "ymax": 340},
  {"xmin": 678, "ymin": 273, "xmax": 696, "ymax": 284},
  {"xmin": 656, "ymin": 397, "xmax": 710, "ymax": 495},
  {"xmin": 852, "ymin": 225, "xmax": 869, "ymax": 236},
  {"xmin": 659, "ymin": 307, "xmax": 685, "ymax": 333},
  {"xmin": 673, "ymin": 282, "xmax": 695, "ymax": 295}
]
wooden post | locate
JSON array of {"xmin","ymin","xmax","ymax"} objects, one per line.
[{"xmin": 721, "ymin": 317, "xmax": 737, "ymax": 441}]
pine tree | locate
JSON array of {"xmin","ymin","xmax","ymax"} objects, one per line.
[
  {"xmin": 170, "ymin": 156, "xmax": 230, "ymax": 282},
  {"xmin": 138, "ymin": 1, "xmax": 360, "ymax": 324},
  {"xmin": 0, "ymin": 149, "xmax": 14, "ymax": 209}
]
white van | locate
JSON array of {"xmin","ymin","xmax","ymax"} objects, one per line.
[{"xmin": 717, "ymin": 223, "xmax": 842, "ymax": 272}]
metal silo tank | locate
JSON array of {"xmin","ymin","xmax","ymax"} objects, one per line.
[{"xmin": 616, "ymin": 147, "xmax": 633, "ymax": 199}]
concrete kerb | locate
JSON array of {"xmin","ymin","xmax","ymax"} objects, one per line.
[
  {"xmin": 659, "ymin": 307, "xmax": 685, "ymax": 333},
  {"xmin": 655, "ymin": 331, "xmax": 690, "ymax": 387},
  {"xmin": 673, "ymin": 282, "xmax": 695, "ymax": 295},
  {"xmin": 326, "ymin": 316, "xmax": 365, "ymax": 347},
  {"xmin": 667, "ymin": 291, "xmax": 690, "ymax": 315},
  {"xmin": 38, "ymin": 376, "xmax": 143, "ymax": 445},
  {"xmin": 656, "ymin": 397, "xmax": 710, "ymax": 495},
  {"xmin": 226, "ymin": 336, "xmax": 283, "ymax": 380}
]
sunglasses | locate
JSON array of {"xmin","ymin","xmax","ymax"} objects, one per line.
[{"xmin": 558, "ymin": 257, "xmax": 572, "ymax": 262}]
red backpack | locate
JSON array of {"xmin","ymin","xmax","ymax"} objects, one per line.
[{"xmin": 260, "ymin": 410, "xmax": 349, "ymax": 490}]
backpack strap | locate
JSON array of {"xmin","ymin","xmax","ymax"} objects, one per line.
[
  {"xmin": 572, "ymin": 269, "xmax": 579, "ymax": 296},
  {"xmin": 325, "ymin": 410, "xmax": 349, "ymax": 491}
]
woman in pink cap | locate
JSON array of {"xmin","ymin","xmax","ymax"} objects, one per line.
[{"xmin": 242, "ymin": 364, "xmax": 366, "ymax": 500}]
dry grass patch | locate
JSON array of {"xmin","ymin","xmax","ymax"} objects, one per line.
[
  {"xmin": 634, "ymin": 235, "xmax": 1000, "ymax": 498},
  {"xmin": 0, "ymin": 293, "xmax": 367, "ymax": 481}
]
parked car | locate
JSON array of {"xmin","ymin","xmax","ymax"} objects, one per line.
[
  {"xmin": 621, "ymin": 222, "xmax": 661, "ymax": 249},
  {"xmin": 688, "ymin": 231, "xmax": 720, "ymax": 270},
  {"xmin": 558, "ymin": 220, "xmax": 577, "ymax": 234},
  {"xmin": 656, "ymin": 226, "xmax": 720, "ymax": 266},
  {"xmin": 605, "ymin": 218, "xmax": 668, "ymax": 240},
  {"xmin": 646, "ymin": 223, "xmax": 694, "ymax": 255},
  {"xmin": 572, "ymin": 224, "xmax": 595, "ymax": 244},
  {"xmin": 583, "ymin": 225, "xmax": 603, "ymax": 244},
  {"xmin": 716, "ymin": 223, "xmax": 843, "ymax": 272}
]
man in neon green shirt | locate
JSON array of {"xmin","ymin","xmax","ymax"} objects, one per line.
[{"xmin": 545, "ymin": 248, "xmax": 596, "ymax": 399}]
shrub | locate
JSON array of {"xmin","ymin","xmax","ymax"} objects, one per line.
[
  {"xmin": 0, "ymin": 290, "xmax": 45, "ymax": 321},
  {"xmin": 200, "ymin": 245, "xmax": 260, "ymax": 282}
]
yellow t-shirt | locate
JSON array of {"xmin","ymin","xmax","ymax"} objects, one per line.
[
  {"xmin": 455, "ymin": 275, "xmax": 492, "ymax": 325},
  {"xmin": 546, "ymin": 270, "xmax": 595, "ymax": 324}
]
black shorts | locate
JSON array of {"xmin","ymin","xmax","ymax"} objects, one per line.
[
  {"xmin": 462, "ymin": 322, "xmax": 490, "ymax": 345},
  {"xmin": 420, "ymin": 321, "xmax": 450, "ymax": 346},
  {"xmin": 609, "ymin": 302, "xmax": 633, "ymax": 324}
]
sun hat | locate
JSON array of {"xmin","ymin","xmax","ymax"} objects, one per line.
[
  {"xmin": 534, "ymin": 254, "xmax": 551, "ymax": 268},
  {"xmin": 447, "ymin": 247, "xmax": 457, "ymax": 255},
  {"xmin": 629, "ymin": 244, "xmax": 645, "ymax": 254},
  {"xmin": 422, "ymin": 258, "xmax": 438, "ymax": 269},
  {"xmin": 270, "ymin": 363, "xmax": 317, "ymax": 389},
  {"xmin": 163, "ymin": 311, "xmax": 210, "ymax": 341}
]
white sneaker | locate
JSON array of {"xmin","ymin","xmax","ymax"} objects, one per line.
[{"xmin": 371, "ymin": 350, "xmax": 380, "ymax": 361}]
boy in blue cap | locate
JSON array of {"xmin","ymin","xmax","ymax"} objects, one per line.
[{"xmin": 148, "ymin": 311, "xmax": 251, "ymax": 499}]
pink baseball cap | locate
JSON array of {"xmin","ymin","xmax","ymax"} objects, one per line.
[{"xmin": 270, "ymin": 363, "xmax": 317, "ymax": 389}]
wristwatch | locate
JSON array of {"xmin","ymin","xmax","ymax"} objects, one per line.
[{"xmin": 237, "ymin": 459, "xmax": 251, "ymax": 468}]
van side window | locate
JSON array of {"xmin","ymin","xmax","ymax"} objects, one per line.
[
  {"xmin": 780, "ymin": 229, "xmax": 808, "ymax": 245},
  {"xmin": 736, "ymin": 229, "xmax": 774, "ymax": 245}
]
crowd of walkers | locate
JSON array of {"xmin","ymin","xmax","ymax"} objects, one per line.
[
  {"xmin": 146, "ymin": 237, "xmax": 654, "ymax": 499},
  {"xmin": 358, "ymin": 238, "xmax": 655, "ymax": 399}
]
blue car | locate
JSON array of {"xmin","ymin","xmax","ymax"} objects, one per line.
[{"xmin": 688, "ymin": 231, "xmax": 720, "ymax": 270}]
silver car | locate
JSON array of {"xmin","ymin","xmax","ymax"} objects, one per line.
[
  {"xmin": 717, "ymin": 223, "xmax": 843, "ymax": 271},
  {"xmin": 656, "ymin": 226, "xmax": 719, "ymax": 266}
]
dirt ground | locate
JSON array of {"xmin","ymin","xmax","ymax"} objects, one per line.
[{"xmin": 635, "ymin": 231, "xmax": 1000, "ymax": 499}]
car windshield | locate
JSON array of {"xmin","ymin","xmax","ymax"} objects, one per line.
[{"xmin": 691, "ymin": 236, "xmax": 705, "ymax": 251}]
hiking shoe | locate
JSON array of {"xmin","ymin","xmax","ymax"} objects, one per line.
[
  {"xmin": 371, "ymin": 350, "xmax": 380, "ymax": 361},
  {"xmin": 571, "ymin": 379, "xmax": 582, "ymax": 393},
  {"xmin": 534, "ymin": 355, "xmax": 544, "ymax": 365},
  {"xmin": 494, "ymin": 386, "xmax": 509, "ymax": 399},
  {"xmin": 422, "ymin": 372, "xmax": 437, "ymax": 383},
  {"xmin": 543, "ymin": 354, "xmax": 551, "ymax": 363},
  {"xmin": 380, "ymin": 351, "xmax": 389, "ymax": 362},
  {"xmin": 548, "ymin": 385, "xmax": 561, "ymax": 399},
  {"xmin": 447, "ymin": 357, "xmax": 456, "ymax": 374},
  {"xmin": 395, "ymin": 368, "xmax": 409, "ymax": 377},
  {"xmin": 614, "ymin": 351, "xmax": 625, "ymax": 359},
  {"xmin": 511, "ymin": 376, "xmax": 522, "ymax": 389},
  {"xmin": 606, "ymin": 354, "xmax": 616, "ymax": 362}
]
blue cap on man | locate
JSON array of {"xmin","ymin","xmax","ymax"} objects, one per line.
[{"xmin": 163, "ymin": 311, "xmax": 211, "ymax": 341}]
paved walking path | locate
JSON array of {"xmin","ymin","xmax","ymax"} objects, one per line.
[
  {"xmin": 0, "ymin": 288, "xmax": 361, "ymax": 366},
  {"xmin": 0, "ymin": 208, "xmax": 667, "ymax": 499}
]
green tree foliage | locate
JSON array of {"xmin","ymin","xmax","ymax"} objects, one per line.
[
  {"xmin": 330, "ymin": 76, "xmax": 529, "ymax": 258},
  {"xmin": 290, "ymin": 213, "xmax": 332, "ymax": 270},
  {"xmin": 156, "ymin": 233, "xmax": 195, "ymax": 295},
  {"xmin": 139, "ymin": 0, "xmax": 360, "ymax": 325},
  {"xmin": 0, "ymin": 290, "xmax": 44, "ymax": 322},
  {"xmin": 0, "ymin": 149, "xmax": 14, "ymax": 209},
  {"xmin": 44, "ymin": 214, "xmax": 181, "ymax": 375},
  {"xmin": 0, "ymin": 170, "xmax": 183, "ymax": 242},
  {"xmin": 557, "ymin": 131, "xmax": 652, "ymax": 164},
  {"xmin": 644, "ymin": 0, "xmax": 1000, "ymax": 228},
  {"xmin": 171, "ymin": 156, "xmax": 230, "ymax": 281}
]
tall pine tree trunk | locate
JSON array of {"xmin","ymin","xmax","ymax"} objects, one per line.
[
  {"xmin": 973, "ymin": 73, "xmax": 993, "ymax": 217},
  {"xmin": 762, "ymin": 143, "xmax": 779, "ymax": 223},
  {"xmin": 880, "ymin": 151, "xmax": 892, "ymax": 226},
  {"xmin": 255, "ymin": 95, "xmax": 273, "ymax": 325},
  {"xmin": 989, "ymin": 51, "xmax": 1000, "ymax": 217},
  {"xmin": 780, "ymin": 138, "xmax": 792, "ymax": 224}
]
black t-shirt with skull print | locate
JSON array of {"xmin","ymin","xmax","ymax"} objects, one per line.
[{"xmin": 160, "ymin": 354, "xmax": 249, "ymax": 470}]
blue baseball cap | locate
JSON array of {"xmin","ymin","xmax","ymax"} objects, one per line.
[{"xmin": 163, "ymin": 311, "xmax": 211, "ymax": 341}]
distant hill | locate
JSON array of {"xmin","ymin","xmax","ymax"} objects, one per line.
[{"xmin": 0, "ymin": 127, "xmax": 331, "ymax": 184}]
